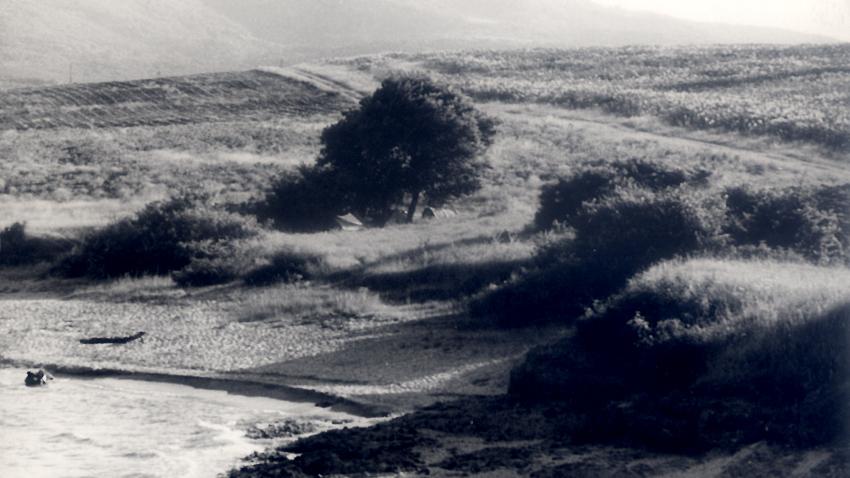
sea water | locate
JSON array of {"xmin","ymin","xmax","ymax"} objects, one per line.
[{"xmin": 0, "ymin": 368, "xmax": 360, "ymax": 478}]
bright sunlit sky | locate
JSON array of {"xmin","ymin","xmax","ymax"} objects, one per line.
[{"xmin": 593, "ymin": 0, "xmax": 850, "ymax": 41}]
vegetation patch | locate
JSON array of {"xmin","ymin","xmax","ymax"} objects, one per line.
[
  {"xmin": 724, "ymin": 183, "xmax": 850, "ymax": 265},
  {"xmin": 510, "ymin": 258, "xmax": 850, "ymax": 450},
  {"xmin": 533, "ymin": 158, "xmax": 711, "ymax": 231},
  {"xmin": 243, "ymin": 249, "xmax": 326, "ymax": 286},
  {"xmin": 472, "ymin": 186, "xmax": 718, "ymax": 327},
  {"xmin": 0, "ymin": 222, "xmax": 74, "ymax": 266},
  {"xmin": 381, "ymin": 44, "xmax": 850, "ymax": 151},
  {"xmin": 58, "ymin": 195, "xmax": 262, "ymax": 279},
  {"xmin": 280, "ymin": 424, "xmax": 436, "ymax": 476},
  {"xmin": 0, "ymin": 70, "xmax": 352, "ymax": 131}
]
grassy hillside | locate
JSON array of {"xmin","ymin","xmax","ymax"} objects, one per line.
[
  {"xmin": 337, "ymin": 44, "xmax": 850, "ymax": 153},
  {"xmin": 0, "ymin": 0, "xmax": 282, "ymax": 87},
  {"xmin": 200, "ymin": 0, "xmax": 839, "ymax": 50},
  {"xmin": 0, "ymin": 69, "xmax": 358, "ymax": 231}
]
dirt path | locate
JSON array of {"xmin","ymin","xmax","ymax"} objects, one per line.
[
  {"xmin": 259, "ymin": 64, "xmax": 375, "ymax": 104},
  {"xmin": 485, "ymin": 103, "xmax": 850, "ymax": 186}
]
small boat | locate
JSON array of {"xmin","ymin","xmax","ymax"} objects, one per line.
[{"xmin": 80, "ymin": 331, "xmax": 146, "ymax": 345}]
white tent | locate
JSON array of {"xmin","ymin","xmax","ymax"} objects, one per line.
[{"xmin": 335, "ymin": 213, "xmax": 364, "ymax": 231}]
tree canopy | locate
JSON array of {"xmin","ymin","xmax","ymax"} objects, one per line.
[{"xmin": 316, "ymin": 75, "xmax": 496, "ymax": 225}]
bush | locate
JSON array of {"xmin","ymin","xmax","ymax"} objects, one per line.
[
  {"xmin": 257, "ymin": 166, "xmax": 343, "ymax": 233},
  {"xmin": 533, "ymin": 169, "xmax": 612, "ymax": 231},
  {"xmin": 533, "ymin": 159, "xmax": 710, "ymax": 231},
  {"xmin": 0, "ymin": 222, "xmax": 75, "ymax": 266},
  {"xmin": 724, "ymin": 183, "xmax": 849, "ymax": 264},
  {"xmin": 171, "ymin": 258, "xmax": 240, "ymax": 287},
  {"xmin": 509, "ymin": 259, "xmax": 850, "ymax": 450},
  {"xmin": 60, "ymin": 195, "xmax": 261, "ymax": 279},
  {"xmin": 243, "ymin": 249, "xmax": 325, "ymax": 286},
  {"xmin": 472, "ymin": 193, "xmax": 713, "ymax": 327}
]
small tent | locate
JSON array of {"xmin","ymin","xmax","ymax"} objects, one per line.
[
  {"xmin": 421, "ymin": 207, "xmax": 457, "ymax": 220},
  {"xmin": 334, "ymin": 213, "xmax": 364, "ymax": 231},
  {"xmin": 386, "ymin": 209, "xmax": 408, "ymax": 225}
]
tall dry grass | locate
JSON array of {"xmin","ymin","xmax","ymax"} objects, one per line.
[{"xmin": 228, "ymin": 283, "xmax": 450, "ymax": 326}]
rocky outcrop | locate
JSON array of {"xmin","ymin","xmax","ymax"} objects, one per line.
[{"xmin": 24, "ymin": 369, "xmax": 53, "ymax": 386}]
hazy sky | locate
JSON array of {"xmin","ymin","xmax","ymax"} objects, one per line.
[{"xmin": 593, "ymin": 0, "xmax": 850, "ymax": 41}]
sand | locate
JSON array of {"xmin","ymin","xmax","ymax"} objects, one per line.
[{"xmin": 0, "ymin": 294, "xmax": 559, "ymax": 407}]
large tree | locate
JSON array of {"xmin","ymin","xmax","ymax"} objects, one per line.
[{"xmin": 316, "ymin": 75, "xmax": 496, "ymax": 225}]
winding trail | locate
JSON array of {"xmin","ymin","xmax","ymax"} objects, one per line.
[{"xmin": 486, "ymin": 102, "xmax": 850, "ymax": 187}]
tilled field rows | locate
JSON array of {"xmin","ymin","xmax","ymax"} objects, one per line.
[{"xmin": 0, "ymin": 71, "xmax": 353, "ymax": 130}]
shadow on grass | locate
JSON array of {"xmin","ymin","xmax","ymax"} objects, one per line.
[
  {"xmin": 510, "ymin": 299, "xmax": 850, "ymax": 452},
  {"xmin": 360, "ymin": 233, "xmax": 515, "ymax": 269},
  {"xmin": 324, "ymin": 234, "xmax": 532, "ymax": 304},
  {"xmin": 351, "ymin": 258, "xmax": 531, "ymax": 303}
]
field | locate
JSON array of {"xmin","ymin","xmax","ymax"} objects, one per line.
[{"xmin": 1, "ymin": 44, "xmax": 849, "ymax": 477}]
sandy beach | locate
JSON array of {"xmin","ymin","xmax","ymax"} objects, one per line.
[{"xmin": 0, "ymin": 288, "xmax": 561, "ymax": 412}]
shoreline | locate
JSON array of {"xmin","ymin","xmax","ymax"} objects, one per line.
[
  {"xmin": 2, "ymin": 358, "xmax": 394, "ymax": 418},
  {"xmin": 8, "ymin": 356, "xmax": 847, "ymax": 478}
]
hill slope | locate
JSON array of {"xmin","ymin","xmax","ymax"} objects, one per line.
[
  {"xmin": 1, "ymin": 0, "xmax": 836, "ymax": 88},
  {"xmin": 0, "ymin": 0, "xmax": 282, "ymax": 87},
  {"xmin": 204, "ymin": 0, "xmax": 836, "ymax": 52}
]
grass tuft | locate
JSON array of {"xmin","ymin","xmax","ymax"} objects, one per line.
[{"xmin": 230, "ymin": 284, "xmax": 402, "ymax": 325}]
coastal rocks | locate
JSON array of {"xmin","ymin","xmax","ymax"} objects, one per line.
[
  {"xmin": 25, "ymin": 369, "xmax": 53, "ymax": 386},
  {"xmin": 284, "ymin": 424, "xmax": 436, "ymax": 476},
  {"xmin": 245, "ymin": 420, "xmax": 317, "ymax": 440}
]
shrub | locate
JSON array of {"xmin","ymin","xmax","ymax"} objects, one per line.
[
  {"xmin": 172, "ymin": 258, "xmax": 240, "ymax": 287},
  {"xmin": 0, "ymin": 222, "xmax": 75, "ymax": 266},
  {"xmin": 533, "ymin": 169, "xmax": 612, "ymax": 231},
  {"xmin": 243, "ymin": 249, "xmax": 325, "ymax": 286},
  {"xmin": 510, "ymin": 258, "xmax": 850, "ymax": 449},
  {"xmin": 257, "ymin": 166, "xmax": 343, "ymax": 233},
  {"xmin": 533, "ymin": 159, "xmax": 709, "ymax": 231},
  {"xmin": 172, "ymin": 238, "xmax": 271, "ymax": 287},
  {"xmin": 473, "ymin": 192, "xmax": 713, "ymax": 327},
  {"xmin": 60, "ymin": 195, "xmax": 261, "ymax": 279},
  {"xmin": 724, "ymin": 183, "xmax": 850, "ymax": 264}
]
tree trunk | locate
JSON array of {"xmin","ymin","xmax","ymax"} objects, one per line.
[{"xmin": 406, "ymin": 191, "xmax": 420, "ymax": 223}]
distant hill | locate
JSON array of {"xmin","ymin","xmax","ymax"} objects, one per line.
[
  {"xmin": 0, "ymin": 0, "xmax": 282, "ymax": 87},
  {"xmin": 1, "ymin": 0, "xmax": 837, "ymax": 88},
  {"xmin": 204, "ymin": 0, "xmax": 836, "ymax": 52}
]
